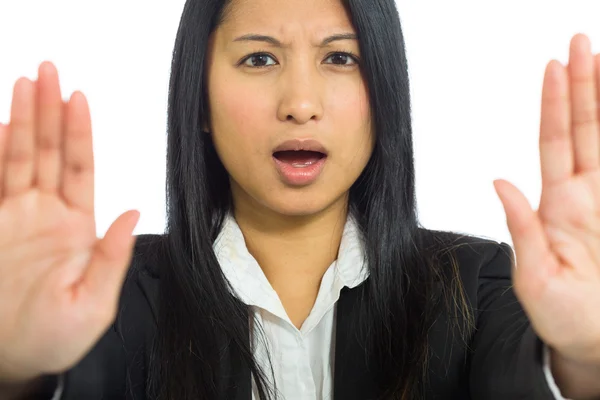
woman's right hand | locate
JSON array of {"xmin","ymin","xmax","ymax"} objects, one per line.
[{"xmin": 0, "ymin": 62, "xmax": 141, "ymax": 384}]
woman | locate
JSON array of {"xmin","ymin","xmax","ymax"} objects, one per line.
[{"xmin": 1, "ymin": 0, "xmax": 599, "ymax": 399}]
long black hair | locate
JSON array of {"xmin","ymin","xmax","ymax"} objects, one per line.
[{"xmin": 147, "ymin": 0, "xmax": 472, "ymax": 399}]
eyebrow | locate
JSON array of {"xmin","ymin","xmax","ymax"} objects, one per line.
[{"xmin": 232, "ymin": 33, "xmax": 358, "ymax": 47}]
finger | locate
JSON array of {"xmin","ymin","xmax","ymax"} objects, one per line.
[
  {"xmin": 79, "ymin": 210, "xmax": 140, "ymax": 317},
  {"xmin": 61, "ymin": 91, "xmax": 94, "ymax": 213},
  {"xmin": 539, "ymin": 60, "xmax": 573, "ymax": 186},
  {"xmin": 36, "ymin": 62, "xmax": 64, "ymax": 192},
  {"xmin": 0, "ymin": 123, "xmax": 8, "ymax": 199},
  {"xmin": 4, "ymin": 78, "xmax": 36, "ymax": 196},
  {"xmin": 568, "ymin": 34, "xmax": 599, "ymax": 173},
  {"xmin": 493, "ymin": 179, "xmax": 556, "ymax": 290}
]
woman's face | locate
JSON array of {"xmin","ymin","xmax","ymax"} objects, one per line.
[{"xmin": 206, "ymin": 0, "xmax": 373, "ymax": 217}]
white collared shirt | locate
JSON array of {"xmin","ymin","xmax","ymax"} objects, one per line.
[{"xmin": 213, "ymin": 213, "xmax": 368, "ymax": 399}]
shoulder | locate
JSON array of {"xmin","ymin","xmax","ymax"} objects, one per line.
[
  {"xmin": 116, "ymin": 233, "xmax": 167, "ymax": 331},
  {"xmin": 129, "ymin": 233, "xmax": 169, "ymax": 279},
  {"xmin": 417, "ymin": 227, "xmax": 515, "ymax": 289}
]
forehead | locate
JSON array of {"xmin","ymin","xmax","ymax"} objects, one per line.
[{"xmin": 220, "ymin": 0, "xmax": 355, "ymax": 38}]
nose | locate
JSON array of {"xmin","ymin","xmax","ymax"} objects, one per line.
[{"xmin": 276, "ymin": 64, "xmax": 324, "ymax": 124}]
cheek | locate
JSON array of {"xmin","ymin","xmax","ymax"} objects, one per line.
[
  {"xmin": 210, "ymin": 80, "xmax": 271, "ymax": 143},
  {"xmin": 326, "ymin": 82, "xmax": 373, "ymax": 160},
  {"xmin": 207, "ymin": 76, "xmax": 277, "ymax": 190},
  {"xmin": 327, "ymin": 79, "xmax": 370, "ymax": 129}
]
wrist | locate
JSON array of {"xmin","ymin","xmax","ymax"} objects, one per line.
[
  {"xmin": 551, "ymin": 348, "xmax": 600, "ymax": 399},
  {"xmin": 0, "ymin": 375, "xmax": 56, "ymax": 399}
]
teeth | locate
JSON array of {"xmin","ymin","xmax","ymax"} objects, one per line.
[{"xmin": 291, "ymin": 160, "xmax": 317, "ymax": 167}]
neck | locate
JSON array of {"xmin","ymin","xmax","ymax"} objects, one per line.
[{"xmin": 232, "ymin": 195, "xmax": 348, "ymax": 328}]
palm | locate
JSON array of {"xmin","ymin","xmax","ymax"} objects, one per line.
[
  {"xmin": 494, "ymin": 33, "xmax": 600, "ymax": 365},
  {"xmin": 0, "ymin": 62, "xmax": 139, "ymax": 382},
  {"xmin": 1, "ymin": 191, "xmax": 95, "ymax": 247},
  {"xmin": 0, "ymin": 195, "xmax": 97, "ymax": 376}
]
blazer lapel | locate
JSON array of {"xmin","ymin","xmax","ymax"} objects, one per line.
[
  {"xmin": 231, "ymin": 303, "xmax": 252, "ymax": 400},
  {"xmin": 333, "ymin": 284, "xmax": 378, "ymax": 400},
  {"xmin": 137, "ymin": 272, "xmax": 252, "ymax": 400}
]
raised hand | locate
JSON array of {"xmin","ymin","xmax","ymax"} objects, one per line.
[
  {"xmin": 494, "ymin": 34, "xmax": 600, "ymax": 394},
  {"xmin": 0, "ymin": 62, "xmax": 140, "ymax": 383}
]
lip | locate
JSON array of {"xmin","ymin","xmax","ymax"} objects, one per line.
[
  {"xmin": 272, "ymin": 139, "xmax": 328, "ymax": 155},
  {"xmin": 272, "ymin": 154, "xmax": 327, "ymax": 186}
]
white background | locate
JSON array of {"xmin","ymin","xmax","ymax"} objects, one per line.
[{"xmin": 0, "ymin": 1, "xmax": 599, "ymax": 247}]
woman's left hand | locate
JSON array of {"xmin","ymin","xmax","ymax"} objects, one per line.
[{"xmin": 494, "ymin": 33, "xmax": 600, "ymax": 375}]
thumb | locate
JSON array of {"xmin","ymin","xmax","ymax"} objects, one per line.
[
  {"xmin": 81, "ymin": 210, "xmax": 141, "ymax": 307},
  {"xmin": 493, "ymin": 179, "xmax": 553, "ymax": 279}
]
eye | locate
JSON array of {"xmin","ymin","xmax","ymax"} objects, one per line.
[
  {"xmin": 324, "ymin": 52, "xmax": 359, "ymax": 66},
  {"xmin": 239, "ymin": 51, "xmax": 360, "ymax": 68},
  {"xmin": 242, "ymin": 53, "xmax": 277, "ymax": 68}
]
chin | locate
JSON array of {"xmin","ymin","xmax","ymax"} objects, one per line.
[
  {"xmin": 260, "ymin": 188, "xmax": 347, "ymax": 218},
  {"xmin": 270, "ymin": 205, "xmax": 326, "ymax": 217},
  {"xmin": 231, "ymin": 177, "xmax": 349, "ymax": 219}
]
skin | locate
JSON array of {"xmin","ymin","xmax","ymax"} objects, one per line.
[{"xmin": 205, "ymin": 0, "xmax": 374, "ymax": 328}]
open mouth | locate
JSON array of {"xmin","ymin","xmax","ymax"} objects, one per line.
[{"xmin": 272, "ymin": 150, "xmax": 327, "ymax": 167}]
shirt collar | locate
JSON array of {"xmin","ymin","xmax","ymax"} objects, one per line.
[{"xmin": 213, "ymin": 212, "xmax": 369, "ymax": 316}]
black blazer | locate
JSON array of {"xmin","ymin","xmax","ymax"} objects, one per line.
[{"xmin": 53, "ymin": 233, "xmax": 560, "ymax": 399}]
